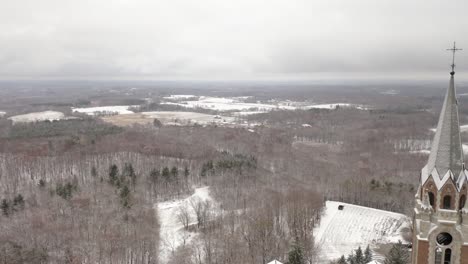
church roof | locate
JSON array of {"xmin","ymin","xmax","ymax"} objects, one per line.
[{"xmin": 426, "ymin": 74, "xmax": 464, "ymax": 179}]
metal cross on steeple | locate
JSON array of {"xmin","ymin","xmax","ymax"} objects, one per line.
[{"xmin": 447, "ymin": 42, "xmax": 462, "ymax": 75}]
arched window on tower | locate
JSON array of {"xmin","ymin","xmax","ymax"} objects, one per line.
[
  {"xmin": 435, "ymin": 247, "xmax": 442, "ymax": 264},
  {"xmin": 444, "ymin": 248, "xmax": 451, "ymax": 264},
  {"xmin": 459, "ymin": 195, "xmax": 466, "ymax": 210},
  {"xmin": 443, "ymin": 195, "xmax": 452, "ymax": 209},
  {"xmin": 429, "ymin": 192, "xmax": 435, "ymax": 208}
]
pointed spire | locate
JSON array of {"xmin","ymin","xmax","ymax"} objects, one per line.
[
  {"xmin": 426, "ymin": 43, "xmax": 464, "ymax": 179},
  {"xmin": 426, "ymin": 74, "xmax": 464, "ymax": 178}
]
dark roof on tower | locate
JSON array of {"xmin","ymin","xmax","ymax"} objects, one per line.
[{"xmin": 426, "ymin": 74, "xmax": 464, "ymax": 178}]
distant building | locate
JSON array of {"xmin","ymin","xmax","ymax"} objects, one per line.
[{"xmin": 412, "ymin": 43, "xmax": 468, "ymax": 264}]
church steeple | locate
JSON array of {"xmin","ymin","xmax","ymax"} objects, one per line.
[
  {"xmin": 426, "ymin": 71, "xmax": 464, "ymax": 179},
  {"xmin": 412, "ymin": 43, "xmax": 468, "ymax": 264},
  {"xmin": 422, "ymin": 42, "xmax": 465, "ymax": 187}
]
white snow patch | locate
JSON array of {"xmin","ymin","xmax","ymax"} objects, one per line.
[
  {"xmin": 163, "ymin": 95, "xmax": 197, "ymax": 99},
  {"xmin": 157, "ymin": 187, "xmax": 215, "ymax": 264},
  {"xmin": 314, "ymin": 201, "xmax": 409, "ymax": 263},
  {"xmin": 72, "ymin": 105, "xmax": 135, "ymax": 116},
  {"xmin": 142, "ymin": 111, "xmax": 235, "ymax": 125},
  {"xmin": 232, "ymin": 111, "xmax": 267, "ymax": 116},
  {"xmin": 0, "ymin": 111, "xmax": 6, "ymax": 117},
  {"xmin": 8, "ymin": 111, "xmax": 67, "ymax": 124},
  {"xmin": 305, "ymin": 103, "xmax": 368, "ymax": 110},
  {"xmin": 162, "ymin": 96, "xmax": 367, "ymax": 113},
  {"xmin": 302, "ymin": 124, "xmax": 312, "ymax": 127}
]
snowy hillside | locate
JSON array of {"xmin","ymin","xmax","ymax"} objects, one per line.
[
  {"xmin": 314, "ymin": 201, "xmax": 410, "ymax": 262},
  {"xmin": 157, "ymin": 187, "xmax": 215, "ymax": 264}
]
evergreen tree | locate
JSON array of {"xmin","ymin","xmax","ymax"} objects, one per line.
[
  {"xmin": 120, "ymin": 185, "xmax": 131, "ymax": 209},
  {"xmin": 384, "ymin": 241, "xmax": 409, "ymax": 264},
  {"xmin": 337, "ymin": 255, "xmax": 347, "ymax": 264},
  {"xmin": 171, "ymin": 166, "xmax": 178, "ymax": 179},
  {"xmin": 364, "ymin": 245, "xmax": 372, "ymax": 263},
  {"xmin": 184, "ymin": 166, "xmax": 190, "ymax": 180},
  {"xmin": 13, "ymin": 194, "xmax": 25, "ymax": 211},
  {"xmin": 354, "ymin": 246, "xmax": 364, "ymax": 264},
  {"xmin": 149, "ymin": 169, "xmax": 160, "ymax": 184},
  {"xmin": 123, "ymin": 163, "xmax": 136, "ymax": 186},
  {"xmin": 91, "ymin": 166, "xmax": 97, "ymax": 178},
  {"xmin": 38, "ymin": 179, "xmax": 46, "ymax": 188},
  {"xmin": 108, "ymin": 164, "xmax": 119, "ymax": 185},
  {"xmin": 347, "ymin": 253, "xmax": 356, "ymax": 264},
  {"xmin": 1, "ymin": 199, "xmax": 10, "ymax": 216},
  {"xmin": 288, "ymin": 244, "xmax": 304, "ymax": 264}
]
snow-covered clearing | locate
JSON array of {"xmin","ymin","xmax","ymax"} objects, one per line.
[
  {"xmin": 157, "ymin": 187, "xmax": 215, "ymax": 264},
  {"xmin": 142, "ymin": 111, "xmax": 235, "ymax": 125},
  {"xmin": 314, "ymin": 201, "xmax": 409, "ymax": 263},
  {"xmin": 72, "ymin": 105, "xmax": 135, "ymax": 116},
  {"xmin": 162, "ymin": 96, "xmax": 294, "ymax": 112},
  {"xmin": 304, "ymin": 103, "xmax": 368, "ymax": 110},
  {"xmin": 0, "ymin": 111, "xmax": 6, "ymax": 117},
  {"xmin": 8, "ymin": 111, "xmax": 68, "ymax": 124},
  {"xmin": 101, "ymin": 111, "xmax": 236, "ymax": 127},
  {"xmin": 163, "ymin": 95, "xmax": 197, "ymax": 100},
  {"xmin": 161, "ymin": 95, "xmax": 368, "ymax": 114}
]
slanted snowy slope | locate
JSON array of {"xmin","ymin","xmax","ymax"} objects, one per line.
[{"xmin": 314, "ymin": 201, "xmax": 409, "ymax": 262}]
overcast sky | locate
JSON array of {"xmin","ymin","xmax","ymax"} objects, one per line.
[{"xmin": 1, "ymin": 0, "xmax": 468, "ymax": 80}]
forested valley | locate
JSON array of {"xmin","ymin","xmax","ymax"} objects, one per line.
[{"xmin": 0, "ymin": 81, "xmax": 463, "ymax": 264}]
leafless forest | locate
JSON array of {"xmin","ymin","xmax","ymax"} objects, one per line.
[{"xmin": 0, "ymin": 80, "xmax": 466, "ymax": 263}]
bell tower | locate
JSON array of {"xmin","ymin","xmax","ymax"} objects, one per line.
[{"xmin": 412, "ymin": 42, "xmax": 468, "ymax": 264}]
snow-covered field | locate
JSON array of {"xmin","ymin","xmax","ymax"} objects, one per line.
[
  {"xmin": 163, "ymin": 95, "xmax": 197, "ymax": 100},
  {"xmin": 101, "ymin": 111, "xmax": 236, "ymax": 127},
  {"xmin": 304, "ymin": 103, "xmax": 368, "ymax": 110},
  {"xmin": 157, "ymin": 187, "xmax": 215, "ymax": 264},
  {"xmin": 161, "ymin": 95, "xmax": 367, "ymax": 115},
  {"xmin": 142, "ymin": 111, "xmax": 235, "ymax": 125},
  {"xmin": 314, "ymin": 201, "xmax": 409, "ymax": 263},
  {"xmin": 72, "ymin": 105, "xmax": 135, "ymax": 116},
  {"xmin": 8, "ymin": 111, "xmax": 67, "ymax": 124}
]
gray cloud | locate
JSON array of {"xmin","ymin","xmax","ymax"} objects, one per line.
[{"xmin": 1, "ymin": 0, "xmax": 468, "ymax": 79}]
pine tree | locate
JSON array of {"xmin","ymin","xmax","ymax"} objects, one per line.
[
  {"xmin": 149, "ymin": 169, "xmax": 160, "ymax": 184},
  {"xmin": 123, "ymin": 163, "xmax": 136, "ymax": 186},
  {"xmin": 91, "ymin": 166, "xmax": 97, "ymax": 178},
  {"xmin": 354, "ymin": 246, "xmax": 364, "ymax": 264},
  {"xmin": 1, "ymin": 199, "xmax": 10, "ymax": 216},
  {"xmin": 38, "ymin": 179, "xmax": 46, "ymax": 188},
  {"xmin": 364, "ymin": 245, "xmax": 372, "ymax": 263},
  {"xmin": 288, "ymin": 244, "xmax": 304, "ymax": 264},
  {"xmin": 13, "ymin": 194, "xmax": 25, "ymax": 211},
  {"xmin": 120, "ymin": 185, "xmax": 131, "ymax": 209},
  {"xmin": 171, "ymin": 166, "xmax": 178, "ymax": 179},
  {"xmin": 108, "ymin": 164, "xmax": 119, "ymax": 185},
  {"xmin": 337, "ymin": 255, "xmax": 347, "ymax": 264},
  {"xmin": 384, "ymin": 241, "xmax": 409, "ymax": 264}
]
